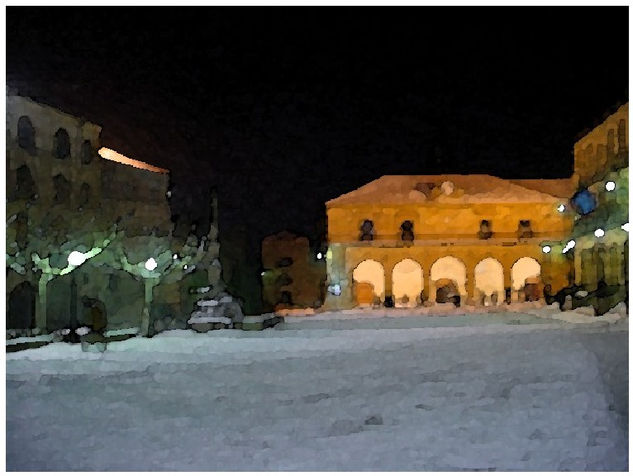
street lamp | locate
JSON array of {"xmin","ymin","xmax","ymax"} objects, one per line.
[
  {"xmin": 562, "ymin": 240, "xmax": 575, "ymax": 253},
  {"xmin": 594, "ymin": 228, "xmax": 605, "ymax": 238},
  {"xmin": 68, "ymin": 251, "xmax": 87, "ymax": 267},
  {"xmin": 67, "ymin": 250, "xmax": 87, "ymax": 344},
  {"xmin": 145, "ymin": 257, "xmax": 158, "ymax": 271},
  {"xmin": 605, "ymin": 181, "xmax": 616, "ymax": 192}
]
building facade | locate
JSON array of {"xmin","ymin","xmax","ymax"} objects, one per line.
[
  {"xmin": 324, "ymin": 174, "xmax": 576, "ymax": 309},
  {"xmin": 261, "ymin": 231, "xmax": 326, "ymax": 310},
  {"xmin": 569, "ymin": 103, "xmax": 628, "ymax": 313},
  {"xmin": 324, "ymin": 104, "xmax": 629, "ymax": 311},
  {"xmin": 6, "ymin": 94, "xmax": 222, "ymax": 335}
]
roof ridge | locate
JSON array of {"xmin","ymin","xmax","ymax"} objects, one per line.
[{"xmin": 327, "ymin": 173, "xmax": 563, "ymax": 206}]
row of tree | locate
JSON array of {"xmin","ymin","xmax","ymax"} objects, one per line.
[{"xmin": 7, "ymin": 197, "xmax": 216, "ymax": 337}]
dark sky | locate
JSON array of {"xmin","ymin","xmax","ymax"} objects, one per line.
[{"xmin": 7, "ymin": 6, "xmax": 628, "ymax": 310}]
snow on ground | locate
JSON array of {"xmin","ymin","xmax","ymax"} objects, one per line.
[
  {"xmin": 7, "ymin": 312, "xmax": 628, "ymax": 471},
  {"xmin": 279, "ymin": 302, "xmax": 628, "ymax": 330},
  {"xmin": 519, "ymin": 302, "xmax": 628, "ymax": 325}
]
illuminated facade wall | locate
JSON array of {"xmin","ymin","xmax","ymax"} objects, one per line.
[
  {"xmin": 324, "ymin": 175, "xmax": 575, "ymax": 309},
  {"xmin": 574, "ymin": 103, "xmax": 628, "ymax": 188},
  {"xmin": 570, "ymin": 104, "xmax": 628, "ymax": 312}
]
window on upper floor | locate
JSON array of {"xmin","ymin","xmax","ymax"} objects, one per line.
[
  {"xmin": 276, "ymin": 257, "xmax": 294, "ymax": 267},
  {"xmin": 15, "ymin": 165, "xmax": 37, "ymax": 201},
  {"xmin": 478, "ymin": 220, "xmax": 493, "ymax": 239},
  {"xmin": 400, "ymin": 220, "xmax": 414, "ymax": 241},
  {"xmin": 15, "ymin": 212, "xmax": 28, "ymax": 249},
  {"xmin": 17, "ymin": 116, "xmax": 36, "ymax": 154},
  {"xmin": 617, "ymin": 119, "xmax": 627, "ymax": 153},
  {"xmin": 81, "ymin": 140, "xmax": 94, "ymax": 164},
  {"xmin": 360, "ymin": 219, "xmax": 375, "ymax": 241},
  {"xmin": 275, "ymin": 272, "xmax": 293, "ymax": 287},
  {"xmin": 54, "ymin": 128, "xmax": 71, "ymax": 159},
  {"xmin": 78, "ymin": 183, "xmax": 91, "ymax": 209},
  {"xmin": 53, "ymin": 174, "xmax": 71, "ymax": 203},
  {"xmin": 518, "ymin": 220, "xmax": 533, "ymax": 239}
]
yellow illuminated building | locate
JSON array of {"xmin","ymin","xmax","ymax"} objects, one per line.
[{"xmin": 324, "ymin": 174, "xmax": 577, "ymax": 309}]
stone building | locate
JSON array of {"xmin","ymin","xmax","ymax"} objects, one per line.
[
  {"xmin": 6, "ymin": 94, "xmax": 222, "ymax": 334},
  {"xmin": 324, "ymin": 174, "xmax": 576, "ymax": 309},
  {"xmin": 324, "ymin": 104, "xmax": 630, "ymax": 311},
  {"xmin": 568, "ymin": 103, "xmax": 628, "ymax": 313},
  {"xmin": 261, "ymin": 231, "xmax": 326, "ymax": 310}
]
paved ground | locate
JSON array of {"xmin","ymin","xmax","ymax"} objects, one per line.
[{"xmin": 6, "ymin": 314, "xmax": 628, "ymax": 471}]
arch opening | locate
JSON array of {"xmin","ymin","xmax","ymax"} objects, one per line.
[
  {"xmin": 512, "ymin": 257, "xmax": 542, "ymax": 302},
  {"xmin": 474, "ymin": 257, "xmax": 504, "ymax": 306},
  {"xmin": 8, "ymin": 281, "xmax": 36, "ymax": 330},
  {"xmin": 15, "ymin": 164, "xmax": 37, "ymax": 201},
  {"xmin": 18, "ymin": 116, "xmax": 36, "ymax": 153},
  {"xmin": 431, "ymin": 256, "xmax": 467, "ymax": 300},
  {"xmin": 352, "ymin": 259, "xmax": 385, "ymax": 307},
  {"xmin": 435, "ymin": 278, "xmax": 460, "ymax": 305},
  {"xmin": 54, "ymin": 128, "xmax": 71, "ymax": 159},
  {"xmin": 392, "ymin": 258, "xmax": 423, "ymax": 308}
]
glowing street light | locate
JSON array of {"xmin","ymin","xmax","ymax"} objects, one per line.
[
  {"xmin": 557, "ymin": 204, "xmax": 566, "ymax": 213},
  {"xmin": 172, "ymin": 253, "xmax": 178, "ymax": 260},
  {"xmin": 605, "ymin": 181, "xmax": 616, "ymax": 191},
  {"xmin": 145, "ymin": 257, "xmax": 158, "ymax": 271},
  {"xmin": 562, "ymin": 240, "xmax": 576, "ymax": 253},
  {"xmin": 542, "ymin": 245, "xmax": 551, "ymax": 254},
  {"xmin": 594, "ymin": 228, "xmax": 605, "ymax": 238},
  {"xmin": 68, "ymin": 251, "xmax": 87, "ymax": 267},
  {"xmin": 317, "ymin": 252, "xmax": 323, "ymax": 260}
]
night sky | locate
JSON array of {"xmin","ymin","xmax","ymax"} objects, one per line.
[{"xmin": 7, "ymin": 7, "xmax": 628, "ymax": 311}]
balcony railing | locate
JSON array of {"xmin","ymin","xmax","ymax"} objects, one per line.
[{"xmin": 333, "ymin": 230, "xmax": 570, "ymax": 245}]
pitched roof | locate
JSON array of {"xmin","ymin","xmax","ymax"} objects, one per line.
[
  {"xmin": 326, "ymin": 174, "xmax": 566, "ymax": 206},
  {"xmin": 509, "ymin": 178, "xmax": 578, "ymax": 199}
]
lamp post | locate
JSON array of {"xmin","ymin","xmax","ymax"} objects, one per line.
[
  {"xmin": 67, "ymin": 251, "xmax": 87, "ymax": 343},
  {"xmin": 139, "ymin": 257, "xmax": 158, "ymax": 337}
]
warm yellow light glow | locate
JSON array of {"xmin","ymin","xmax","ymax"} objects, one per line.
[
  {"xmin": 511, "ymin": 257, "xmax": 541, "ymax": 290},
  {"xmin": 353, "ymin": 259, "xmax": 385, "ymax": 299},
  {"xmin": 474, "ymin": 257, "xmax": 504, "ymax": 296},
  {"xmin": 99, "ymin": 147, "xmax": 169, "ymax": 174},
  {"xmin": 392, "ymin": 259, "xmax": 423, "ymax": 305}
]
